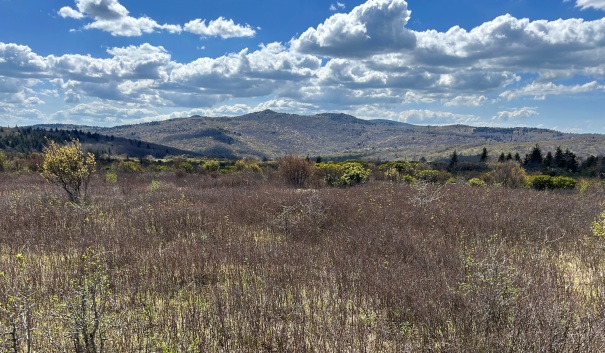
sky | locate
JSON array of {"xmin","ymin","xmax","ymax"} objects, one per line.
[{"xmin": 1, "ymin": 0, "xmax": 604, "ymax": 133}]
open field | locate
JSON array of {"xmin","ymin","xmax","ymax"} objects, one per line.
[{"xmin": 1, "ymin": 171, "xmax": 605, "ymax": 352}]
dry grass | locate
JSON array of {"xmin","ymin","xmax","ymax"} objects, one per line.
[{"xmin": 1, "ymin": 171, "xmax": 605, "ymax": 352}]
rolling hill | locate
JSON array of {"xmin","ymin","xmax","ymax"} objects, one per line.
[{"xmin": 32, "ymin": 110, "xmax": 605, "ymax": 161}]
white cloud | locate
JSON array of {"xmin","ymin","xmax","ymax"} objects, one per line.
[
  {"xmin": 52, "ymin": 101, "xmax": 158, "ymax": 125},
  {"xmin": 330, "ymin": 2, "xmax": 346, "ymax": 11},
  {"xmin": 492, "ymin": 107, "xmax": 539, "ymax": 121},
  {"xmin": 58, "ymin": 6, "xmax": 85, "ymax": 19},
  {"xmin": 291, "ymin": 0, "xmax": 415, "ymax": 58},
  {"xmin": 184, "ymin": 17, "xmax": 256, "ymax": 38},
  {"xmin": 443, "ymin": 95, "xmax": 488, "ymax": 107},
  {"xmin": 396, "ymin": 110, "xmax": 481, "ymax": 125},
  {"xmin": 413, "ymin": 15, "xmax": 605, "ymax": 75},
  {"xmin": 4, "ymin": 0, "xmax": 605, "ymax": 129},
  {"xmin": 58, "ymin": 0, "xmax": 182, "ymax": 36},
  {"xmin": 575, "ymin": 0, "xmax": 605, "ymax": 10},
  {"xmin": 500, "ymin": 81, "xmax": 604, "ymax": 100},
  {"xmin": 0, "ymin": 43, "xmax": 48, "ymax": 76}
]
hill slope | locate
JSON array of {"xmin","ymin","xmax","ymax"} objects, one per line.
[{"xmin": 85, "ymin": 110, "xmax": 604, "ymax": 160}]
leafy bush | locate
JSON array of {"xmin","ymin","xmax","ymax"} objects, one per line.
[
  {"xmin": 550, "ymin": 176, "xmax": 577, "ymax": 190},
  {"xmin": 235, "ymin": 159, "xmax": 262, "ymax": 174},
  {"xmin": 592, "ymin": 212, "xmax": 605, "ymax": 238},
  {"xmin": 202, "ymin": 160, "xmax": 221, "ymax": 172},
  {"xmin": 489, "ymin": 161, "xmax": 527, "ymax": 188},
  {"xmin": 315, "ymin": 161, "xmax": 370, "ymax": 187},
  {"xmin": 526, "ymin": 175, "xmax": 552, "ymax": 190},
  {"xmin": 41, "ymin": 139, "xmax": 96, "ymax": 204},
  {"xmin": 526, "ymin": 175, "xmax": 577, "ymax": 190},
  {"xmin": 467, "ymin": 177, "xmax": 486, "ymax": 187},
  {"xmin": 416, "ymin": 169, "xmax": 439, "ymax": 183},
  {"xmin": 416, "ymin": 169, "xmax": 446, "ymax": 183},
  {"xmin": 115, "ymin": 160, "xmax": 143, "ymax": 173},
  {"xmin": 105, "ymin": 171, "xmax": 118, "ymax": 183}
]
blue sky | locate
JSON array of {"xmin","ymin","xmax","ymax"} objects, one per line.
[{"xmin": 1, "ymin": 0, "xmax": 604, "ymax": 133}]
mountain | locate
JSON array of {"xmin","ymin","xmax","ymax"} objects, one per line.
[
  {"xmin": 33, "ymin": 110, "xmax": 605, "ymax": 160},
  {"xmin": 1, "ymin": 126, "xmax": 200, "ymax": 158}
]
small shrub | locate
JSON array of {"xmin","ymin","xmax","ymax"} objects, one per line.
[
  {"xmin": 592, "ymin": 212, "xmax": 605, "ymax": 238},
  {"xmin": 526, "ymin": 175, "xmax": 577, "ymax": 190},
  {"xmin": 115, "ymin": 160, "xmax": 143, "ymax": 173},
  {"xmin": 402, "ymin": 175, "xmax": 416, "ymax": 184},
  {"xmin": 490, "ymin": 161, "xmax": 527, "ymax": 188},
  {"xmin": 550, "ymin": 176, "xmax": 576, "ymax": 190},
  {"xmin": 235, "ymin": 159, "xmax": 262, "ymax": 174},
  {"xmin": 105, "ymin": 172, "xmax": 118, "ymax": 183},
  {"xmin": 526, "ymin": 175, "xmax": 552, "ymax": 190},
  {"xmin": 278, "ymin": 155, "xmax": 313, "ymax": 187},
  {"xmin": 416, "ymin": 169, "xmax": 440, "ymax": 183},
  {"xmin": 315, "ymin": 161, "xmax": 370, "ymax": 187},
  {"xmin": 41, "ymin": 139, "xmax": 96, "ymax": 204},
  {"xmin": 467, "ymin": 177, "xmax": 486, "ymax": 187},
  {"xmin": 149, "ymin": 179, "xmax": 160, "ymax": 192},
  {"xmin": 202, "ymin": 160, "xmax": 221, "ymax": 172}
]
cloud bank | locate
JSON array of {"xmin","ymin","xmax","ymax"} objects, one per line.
[
  {"xmin": 0, "ymin": 0, "xmax": 603, "ymax": 130},
  {"xmin": 58, "ymin": 0, "xmax": 255, "ymax": 38}
]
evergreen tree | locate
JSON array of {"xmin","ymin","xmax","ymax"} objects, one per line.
[
  {"xmin": 543, "ymin": 151, "xmax": 553, "ymax": 168},
  {"xmin": 498, "ymin": 152, "xmax": 506, "ymax": 163},
  {"xmin": 480, "ymin": 148, "xmax": 488, "ymax": 163},
  {"xmin": 554, "ymin": 146, "xmax": 565, "ymax": 168},
  {"xmin": 564, "ymin": 149, "xmax": 578, "ymax": 172},
  {"xmin": 448, "ymin": 150, "xmax": 459, "ymax": 170},
  {"xmin": 525, "ymin": 144, "xmax": 543, "ymax": 168}
]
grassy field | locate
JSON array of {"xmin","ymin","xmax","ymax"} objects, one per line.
[{"xmin": 1, "ymin": 171, "xmax": 605, "ymax": 352}]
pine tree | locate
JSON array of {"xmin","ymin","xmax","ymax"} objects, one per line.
[{"xmin": 480, "ymin": 148, "xmax": 488, "ymax": 163}]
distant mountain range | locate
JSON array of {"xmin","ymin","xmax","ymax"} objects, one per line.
[{"xmin": 32, "ymin": 110, "xmax": 605, "ymax": 161}]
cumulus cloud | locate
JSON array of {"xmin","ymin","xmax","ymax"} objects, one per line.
[
  {"xmin": 58, "ymin": 6, "xmax": 85, "ymax": 19},
  {"xmin": 396, "ymin": 110, "xmax": 481, "ymax": 125},
  {"xmin": 575, "ymin": 0, "xmax": 605, "ymax": 11},
  {"xmin": 413, "ymin": 15, "xmax": 605, "ymax": 75},
  {"xmin": 52, "ymin": 101, "xmax": 158, "ymax": 125},
  {"xmin": 291, "ymin": 0, "xmax": 416, "ymax": 58},
  {"xmin": 0, "ymin": 43, "xmax": 48, "ymax": 76},
  {"xmin": 443, "ymin": 94, "xmax": 488, "ymax": 107},
  {"xmin": 499, "ymin": 81, "xmax": 605, "ymax": 100},
  {"xmin": 184, "ymin": 17, "xmax": 256, "ymax": 38},
  {"xmin": 492, "ymin": 107, "xmax": 539, "ymax": 121},
  {"xmin": 58, "ymin": 0, "xmax": 182, "ymax": 36},
  {"xmin": 58, "ymin": 0, "xmax": 256, "ymax": 38},
  {"xmin": 4, "ymin": 0, "xmax": 605, "ymax": 128}
]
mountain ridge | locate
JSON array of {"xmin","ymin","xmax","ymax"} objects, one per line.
[{"xmin": 31, "ymin": 110, "xmax": 605, "ymax": 160}]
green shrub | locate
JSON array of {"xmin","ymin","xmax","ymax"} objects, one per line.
[
  {"xmin": 592, "ymin": 212, "xmax": 605, "ymax": 238},
  {"xmin": 105, "ymin": 171, "xmax": 118, "ymax": 183},
  {"xmin": 467, "ymin": 177, "xmax": 487, "ymax": 187},
  {"xmin": 202, "ymin": 160, "xmax": 220, "ymax": 172},
  {"xmin": 550, "ymin": 176, "xmax": 577, "ymax": 190},
  {"xmin": 235, "ymin": 159, "xmax": 262, "ymax": 174},
  {"xmin": 41, "ymin": 139, "xmax": 96, "ymax": 204},
  {"xmin": 177, "ymin": 161, "xmax": 194, "ymax": 173},
  {"xmin": 315, "ymin": 161, "xmax": 370, "ymax": 187},
  {"xmin": 402, "ymin": 175, "xmax": 416, "ymax": 184},
  {"xmin": 116, "ymin": 160, "xmax": 143, "ymax": 173},
  {"xmin": 526, "ymin": 175, "xmax": 552, "ymax": 190},
  {"xmin": 416, "ymin": 169, "xmax": 441, "ymax": 183},
  {"xmin": 526, "ymin": 175, "xmax": 577, "ymax": 190}
]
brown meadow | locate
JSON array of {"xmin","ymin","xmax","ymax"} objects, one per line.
[{"xmin": 1, "ymin": 171, "xmax": 604, "ymax": 352}]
